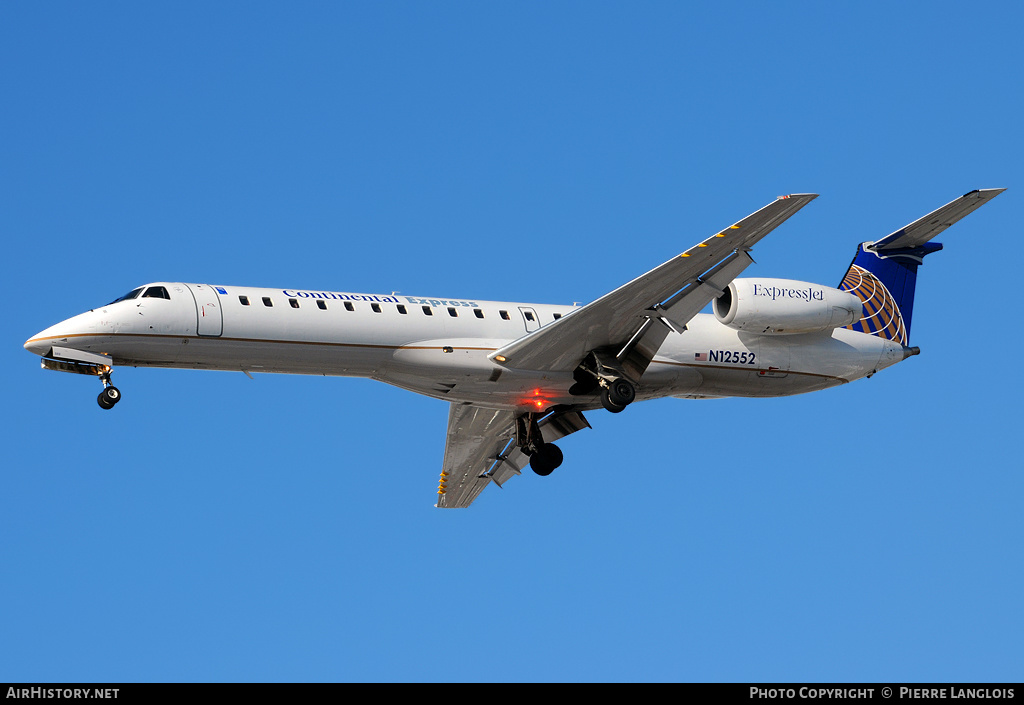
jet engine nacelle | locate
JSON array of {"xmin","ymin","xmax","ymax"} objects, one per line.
[{"xmin": 713, "ymin": 278, "xmax": 862, "ymax": 335}]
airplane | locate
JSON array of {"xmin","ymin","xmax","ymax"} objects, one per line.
[{"xmin": 24, "ymin": 189, "xmax": 1004, "ymax": 507}]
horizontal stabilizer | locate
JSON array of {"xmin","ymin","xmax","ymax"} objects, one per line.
[
  {"xmin": 841, "ymin": 187, "xmax": 1005, "ymax": 345},
  {"xmin": 869, "ymin": 188, "xmax": 1005, "ymax": 251}
]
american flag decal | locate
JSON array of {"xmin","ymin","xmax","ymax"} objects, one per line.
[{"xmin": 694, "ymin": 352, "xmax": 708, "ymax": 361}]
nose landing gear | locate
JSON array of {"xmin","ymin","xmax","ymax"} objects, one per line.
[
  {"xmin": 96, "ymin": 371, "xmax": 122, "ymax": 410},
  {"xmin": 36, "ymin": 350, "xmax": 122, "ymax": 410}
]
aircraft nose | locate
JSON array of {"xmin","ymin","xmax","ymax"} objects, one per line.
[
  {"xmin": 24, "ymin": 309, "xmax": 105, "ymax": 357},
  {"xmin": 24, "ymin": 333, "xmax": 50, "ymax": 357}
]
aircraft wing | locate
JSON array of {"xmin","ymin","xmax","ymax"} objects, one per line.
[
  {"xmin": 436, "ymin": 403, "xmax": 590, "ymax": 508},
  {"xmin": 870, "ymin": 188, "xmax": 1005, "ymax": 251},
  {"xmin": 489, "ymin": 194, "xmax": 818, "ymax": 376}
]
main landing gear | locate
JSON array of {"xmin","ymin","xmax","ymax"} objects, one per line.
[
  {"xmin": 96, "ymin": 370, "xmax": 122, "ymax": 410},
  {"xmin": 600, "ymin": 378, "xmax": 636, "ymax": 414},
  {"xmin": 516, "ymin": 413, "xmax": 564, "ymax": 476},
  {"xmin": 569, "ymin": 350, "xmax": 638, "ymax": 414},
  {"xmin": 530, "ymin": 443, "xmax": 563, "ymax": 477}
]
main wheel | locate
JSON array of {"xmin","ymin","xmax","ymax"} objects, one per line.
[
  {"xmin": 608, "ymin": 379, "xmax": 635, "ymax": 407},
  {"xmin": 601, "ymin": 388, "xmax": 627, "ymax": 413},
  {"xmin": 529, "ymin": 443, "xmax": 564, "ymax": 476}
]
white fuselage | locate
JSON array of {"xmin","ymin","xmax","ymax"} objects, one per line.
[{"xmin": 24, "ymin": 282, "xmax": 907, "ymax": 411}]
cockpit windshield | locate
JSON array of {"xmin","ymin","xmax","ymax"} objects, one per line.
[
  {"xmin": 108, "ymin": 287, "xmax": 144, "ymax": 305},
  {"xmin": 142, "ymin": 286, "xmax": 170, "ymax": 299}
]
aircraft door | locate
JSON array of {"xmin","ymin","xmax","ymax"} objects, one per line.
[
  {"xmin": 519, "ymin": 307, "xmax": 540, "ymax": 332},
  {"xmin": 186, "ymin": 284, "xmax": 224, "ymax": 337}
]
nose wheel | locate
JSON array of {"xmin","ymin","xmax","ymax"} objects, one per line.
[
  {"xmin": 97, "ymin": 387, "xmax": 121, "ymax": 409},
  {"xmin": 96, "ymin": 371, "xmax": 122, "ymax": 410}
]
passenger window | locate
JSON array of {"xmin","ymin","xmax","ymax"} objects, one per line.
[
  {"xmin": 447, "ymin": 307, "xmax": 458, "ymax": 317},
  {"xmin": 239, "ymin": 296, "xmax": 250, "ymax": 306},
  {"xmin": 473, "ymin": 309, "xmax": 484, "ymax": 319},
  {"xmin": 371, "ymin": 303, "xmax": 381, "ymax": 313},
  {"xmin": 142, "ymin": 286, "xmax": 170, "ymax": 299},
  {"xmin": 499, "ymin": 310, "xmax": 510, "ymax": 320},
  {"xmin": 263, "ymin": 297, "xmax": 273, "ymax": 307},
  {"xmin": 344, "ymin": 302, "xmax": 355, "ymax": 312},
  {"xmin": 397, "ymin": 305, "xmax": 407, "ymax": 314},
  {"xmin": 524, "ymin": 311, "xmax": 535, "ymax": 322},
  {"xmin": 289, "ymin": 299, "xmax": 300, "ymax": 309},
  {"xmin": 422, "ymin": 306, "xmax": 433, "ymax": 316},
  {"xmin": 317, "ymin": 300, "xmax": 327, "ymax": 310},
  {"xmin": 553, "ymin": 313, "xmax": 562, "ymax": 320}
]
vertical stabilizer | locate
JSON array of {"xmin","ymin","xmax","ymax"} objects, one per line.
[{"xmin": 838, "ymin": 243, "xmax": 939, "ymax": 345}]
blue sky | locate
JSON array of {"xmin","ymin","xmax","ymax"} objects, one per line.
[{"xmin": 2, "ymin": 2, "xmax": 1021, "ymax": 682}]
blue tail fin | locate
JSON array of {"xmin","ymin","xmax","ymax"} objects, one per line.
[
  {"xmin": 838, "ymin": 242, "xmax": 942, "ymax": 345},
  {"xmin": 837, "ymin": 188, "xmax": 1004, "ymax": 345}
]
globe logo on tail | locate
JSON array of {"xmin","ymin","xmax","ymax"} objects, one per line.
[{"xmin": 839, "ymin": 264, "xmax": 908, "ymax": 345}]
